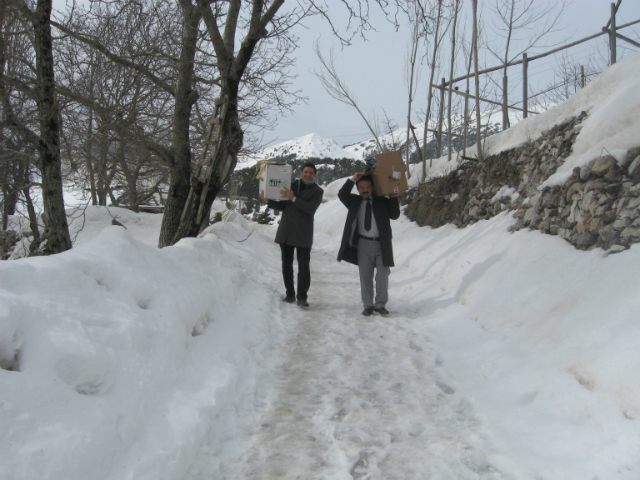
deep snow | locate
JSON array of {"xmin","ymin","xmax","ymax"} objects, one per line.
[{"xmin": 2, "ymin": 53, "xmax": 640, "ymax": 480}]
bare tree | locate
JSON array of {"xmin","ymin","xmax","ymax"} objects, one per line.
[
  {"xmin": 50, "ymin": 1, "xmax": 405, "ymax": 247},
  {"xmin": 460, "ymin": 24, "xmax": 474, "ymax": 159},
  {"xmin": 375, "ymin": 110, "xmax": 407, "ymax": 153},
  {"xmin": 313, "ymin": 42, "xmax": 384, "ymax": 152},
  {"xmin": 486, "ymin": 0, "xmax": 567, "ymax": 129},
  {"xmin": 55, "ymin": 8, "xmax": 173, "ymax": 212},
  {"xmin": 471, "ymin": 0, "xmax": 483, "ymax": 161},
  {"xmin": 1, "ymin": 154, "xmax": 19, "ymax": 228},
  {"xmin": 1, "ymin": 0, "xmax": 71, "ymax": 254},
  {"xmin": 170, "ymin": 0, "xmax": 298, "ymax": 242},
  {"xmin": 0, "ymin": 5, "xmax": 41, "ymax": 250},
  {"xmin": 52, "ymin": 0, "xmax": 307, "ymax": 246},
  {"xmin": 52, "ymin": 1, "xmax": 208, "ymax": 246},
  {"xmin": 533, "ymin": 52, "xmax": 601, "ymax": 109},
  {"xmin": 445, "ymin": 0, "xmax": 461, "ymax": 161},
  {"xmin": 420, "ymin": 0, "xmax": 446, "ymax": 179},
  {"xmin": 404, "ymin": 1, "xmax": 424, "ymax": 178},
  {"xmin": 175, "ymin": 0, "xmax": 401, "ymax": 242}
]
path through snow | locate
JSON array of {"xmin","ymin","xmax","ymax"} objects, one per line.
[{"xmin": 186, "ymin": 227, "xmax": 502, "ymax": 480}]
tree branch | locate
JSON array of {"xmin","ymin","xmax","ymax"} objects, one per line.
[
  {"xmin": 197, "ymin": 0, "xmax": 232, "ymax": 71},
  {"xmin": 50, "ymin": 19, "xmax": 176, "ymax": 96}
]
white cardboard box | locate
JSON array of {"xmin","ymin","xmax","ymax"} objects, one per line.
[{"xmin": 259, "ymin": 164, "xmax": 292, "ymax": 201}]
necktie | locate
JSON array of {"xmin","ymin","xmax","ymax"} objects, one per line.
[{"xmin": 364, "ymin": 198, "xmax": 372, "ymax": 231}]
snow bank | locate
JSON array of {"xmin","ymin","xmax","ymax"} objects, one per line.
[
  {"xmin": 390, "ymin": 212, "xmax": 640, "ymax": 478},
  {"xmin": 0, "ymin": 211, "xmax": 283, "ymax": 480}
]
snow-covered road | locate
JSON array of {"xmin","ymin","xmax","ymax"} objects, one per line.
[
  {"xmin": 5, "ymin": 203, "xmax": 640, "ymax": 480},
  {"xmin": 188, "ymin": 227, "xmax": 500, "ymax": 479}
]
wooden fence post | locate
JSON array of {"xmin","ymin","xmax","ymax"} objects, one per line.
[
  {"xmin": 581, "ymin": 65, "xmax": 585, "ymax": 88},
  {"xmin": 522, "ymin": 53, "xmax": 528, "ymax": 119}
]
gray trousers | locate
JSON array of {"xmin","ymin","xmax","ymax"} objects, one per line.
[{"xmin": 357, "ymin": 238, "xmax": 390, "ymax": 308}]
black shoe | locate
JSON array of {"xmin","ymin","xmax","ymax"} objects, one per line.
[
  {"xmin": 362, "ymin": 307, "xmax": 374, "ymax": 316},
  {"xmin": 297, "ymin": 298, "xmax": 309, "ymax": 308},
  {"xmin": 375, "ymin": 307, "xmax": 390, "ymax": 316},
  {"xmin": 282, "ymin": 294, "xmax": 296, "ymax": 303}
]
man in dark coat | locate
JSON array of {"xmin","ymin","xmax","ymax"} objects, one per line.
[
  {"xmin": 337, "ymin": 171, "xmax": 400, "ymax": 316},
  {"xmin": 260, "ymin": 163, "xmax": 324, "ymax": 308}
]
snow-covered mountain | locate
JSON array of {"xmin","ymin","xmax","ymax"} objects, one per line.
[
  {"xmin": 243, "ymin": 112, "xmax": 507, "ymax": 167},
  {"xmin": 259, "ymin": 133, "xmax": 361, "ymax": 161},
  {"xmin": 244, "ymin": 127, "xmax": 424, "ymax": 166}
]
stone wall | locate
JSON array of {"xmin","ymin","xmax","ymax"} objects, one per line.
[{"xmin": 403, "ymin": 112, "xmax": 640, "ymax": 252}]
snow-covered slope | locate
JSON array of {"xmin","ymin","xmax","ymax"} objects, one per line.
[
  {"xmin": 240, "ymin": 127, "xmax": 425, "ymax": 168},
  {"xmin": 259, "ymin": 133, "xmax": 360, "ymax": 161},
  {"xmin": 242, "ymin": 114, "xmax": 497, "ymax": 167},
  {"xmin": 255, "ymin": 127, "xmax": 429, "ymax": 163}
]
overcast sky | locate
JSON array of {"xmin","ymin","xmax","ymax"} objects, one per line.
[{"xmin": 268, "ymin": 0, "xmax": 640, "ymax": 148}]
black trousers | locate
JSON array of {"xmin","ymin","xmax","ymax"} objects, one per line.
[{"xmin": 280, "ymin": 243, "xmax": 311, "ymax": 300}]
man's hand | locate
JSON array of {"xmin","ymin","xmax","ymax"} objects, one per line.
[
  {"xmin": 388, "ymin": 192, "xmax": 403, "ymax": 198},
  {"xmin": 259, "ymin": 190, "xmax": 268, "ymax": 203},
  {"xmin": 352, "ymin": 171, "xmax": 366, "ymax": 182},
  {"xmin": 281, "ymin": 187, "xmax": 295, "ymax": 200}
]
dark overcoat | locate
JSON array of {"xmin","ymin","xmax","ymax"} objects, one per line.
[
  {"xmin": 337, "ymin": 179, "xmax": 400, "ymax": 267},
  {"xmin": 267, "ymin": 180, "xmax": 324, "ymax": 249}
]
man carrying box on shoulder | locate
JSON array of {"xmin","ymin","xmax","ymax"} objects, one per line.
[
  {"xmin": 337, "ymin": 171, "xmax": 401, "ymax": 316},
  {"xmin": 260, "ymin": 163, "xmax": 323, "ymax": 308}
]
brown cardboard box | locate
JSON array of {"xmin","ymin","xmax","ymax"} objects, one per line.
[
  {"xmin": 371, "ymin": 151, "xmax": 408, "ymax": 196},
  {"xmin": 259, "ymin": 163, "xmax": 293, "ymax": 200}
]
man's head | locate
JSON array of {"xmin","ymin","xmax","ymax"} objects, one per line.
[
  {"xmin": 301, "ymin": 163, "xmax": 317, "ymax": 183},
  {"xmin": 356, "ymin": 175, "xmax": 373, "ymax": 198}
]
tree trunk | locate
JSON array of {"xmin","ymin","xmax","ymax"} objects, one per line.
[
  {"xmin": 501, "ymin": 0, "xmax": 515, "ymax": 130},
  {"xmin": 169, "ymin": 0, "xmax": 284, "ymax": 245},
  {"xmin": 32, "ymin": 0, "xmax": 72, "ymax": 254},
  {"xmin": 86, "ymin": 107, "xmax": 98, "ymax": 205},
  {"xmin": 2, "ymin": 186, "xmax": 12, "ymax": 230},
  {"xmin": 421, "ymin": 0, "xmax": 443, "ymax": 176},
  {"xmin": 1, "ymin": 160, "xmax": 18, "ymax": 229},
  {"xmin": 22, "ymin": 185, "xmax": 41, "ymax": 254},
  {"xmin": 170, "ymin": 85, "xmax": 242, "ymax": 243},
  {"xmin": 447, "ymin": 0, "xmax": 460, "ymax": 161},
  {"xmin": 404, "ymin": 2, "xmax": 420, "ymax": 179},
  {"xmin": 158, "ymin": 2, "xmax": 201, "ymax": 247},
  {"xmin": 96, "ymin": 127, "xmax": 109, "ymax": 205},
  {"xmin": 472, "ymin": 0, "xmax": 484, "ymax": 162}
]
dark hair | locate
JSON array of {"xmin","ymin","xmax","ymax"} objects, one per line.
[
  {"xmin": 356, "ymin": 174, "xmax": 374, "ymax": 187},
  {"xmin": 302, "ymin": 162, "xmax": 317, "ymax": 174}
]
